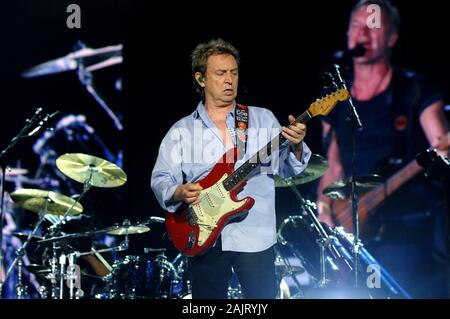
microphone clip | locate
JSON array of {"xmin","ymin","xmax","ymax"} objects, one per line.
[{"xmin": 27, "ymin": 110, "xmax": 60, "ymax": 137}]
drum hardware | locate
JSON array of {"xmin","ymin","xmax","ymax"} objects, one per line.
[
  {"xmin": 276, "ymin": 176, "xmax": 356, "ymax": 294},
  {"xmin": 1, "ymin": 208, "xmax": 53, "ymax": 298},
  {"xmin": 9, "ymin": 188, "xmax": 76, "ymax": 297},
  {"xmin": 274, "ymin": 154, "xmax": 328, "ymax": 187},
  {"xmin": 22, "ymin": 43, "xmax": 124, "ymax": 132},
  {"xmin": 11, "ymin": 187, "xmax": 85, "ymax": 298},
  {"xmin": 17, "ymin": 151, "xmax": 127, "ymax": 300},
  {"xmin": 322, "ymin": 175, "xmax": 383, "ymax": 200},
  {"xmin": 0, "ymin": 107, "xmax": 55, "ymax": 296},
  {"xmin": 276, "ymin": 167, "xmax": 346, "ymax": 283},
  {"xmin": 322, "ymin": 174, "xmax": 383, "ymax": 289},
  {"xmin": 106, "ymin": 220, "xmax": 150, "ymax": 236},
  {"xmin": 277, "ymin": 202, "xmax": 411, "ymax": 298},
  {"xmin": 47, "ymin": 153, "xmax": 127, "ymax": 236},
  {"xmin": 21, "ymin": 44, "xmax": 123, "ymax": 78},
  {"xmin": 105, "ymin": 251, "xmax": 180, "ymax": 299}
]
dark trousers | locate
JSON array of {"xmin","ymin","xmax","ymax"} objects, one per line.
[{"xmin": 189, "ymin": 241, "xmax": 277, "ymax": 299}]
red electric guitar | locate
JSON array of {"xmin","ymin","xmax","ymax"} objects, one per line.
[{"xmin": 165, "ymin": 88, "xmax": 350, "ymax": 256}]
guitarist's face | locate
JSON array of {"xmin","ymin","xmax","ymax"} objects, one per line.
[
  {"xmin": 347, "ymin": 6, "xmax": 398, "ymax": 65},
  {"xmin": 202, "ymin": 54, "xmax": 239, "ymax": 107}
]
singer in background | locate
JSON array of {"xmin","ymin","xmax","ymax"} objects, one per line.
[{"xmin": 317, "ymin": 0, "xmax": 449, "ymax": 298}]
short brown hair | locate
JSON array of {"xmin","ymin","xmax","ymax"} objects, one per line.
[
  {"xmin": 191, "ymin": 38, "xmax": 240, "ymax": 95},
  {"xmin": 352, "ymin": 0, "xmax": 400, "ymax": 35}
]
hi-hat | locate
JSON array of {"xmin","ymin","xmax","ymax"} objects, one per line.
[
  {"xmin": 274, "ymin": 256, "xmax": 305, "ymax": 277},
  {"xmin": 22, "ymin": 44, "xmax": 123, "ymax": 78},
  {"xmin": 275, "ymin": 154, "xmax": 328, "ymax": 187},
  {"xmin": 322, "ymin": 175, "xmax": 383, "ymax": 200},
  {"xmin": 10, "ymin": 188, "xmax": 83, "ymax": 216},
  {"xmin": 106, "ymin": 224, "xmax": 150, "ymax": 235},
  {"xmin": 56, "ymin": 153, "xmax": 127, "ymax": 188}
]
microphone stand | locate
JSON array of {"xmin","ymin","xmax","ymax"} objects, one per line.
[
  {"xmin": 333, "ymin": 64, "xmax": 363, "ymax": 288},
  {"xmin": 0, "ymin": 108, "xmax": 43, "ymax": 296}
]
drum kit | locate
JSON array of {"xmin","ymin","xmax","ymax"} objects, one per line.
[
  {"xmin": 274, "ymin": 154, "xmax": 410, "ymax": 299},
  {"xmin": 0, "ymin": 152, "xmax": 188, "ymax": 299},
  {"xmin": 0, "ymin": 43, "xmax": 192, "ymax": 300}
]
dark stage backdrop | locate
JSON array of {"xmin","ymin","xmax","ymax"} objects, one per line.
[{"xmin": 2, "ymin": 0, "xmax": 450, "ymax": 256}]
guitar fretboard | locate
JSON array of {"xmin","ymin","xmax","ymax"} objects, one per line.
[{"xmin": 223, "ymin": 111, "xmax": 312, "ymax": 191}]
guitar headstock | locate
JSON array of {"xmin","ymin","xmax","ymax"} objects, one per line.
[{"xmin": 308, "ymin": 88, "xmax": 350, "ymax": 118}]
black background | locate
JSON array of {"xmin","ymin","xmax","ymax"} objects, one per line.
[{"xmin": 2, "ymin": 0, "xmax": 450, "ymax": 256}]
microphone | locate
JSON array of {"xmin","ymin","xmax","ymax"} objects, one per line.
[
  {"xmin": 332, "ymin": 44, "xmax": 366, "ymax": 60},
  {"xmin": 27, "ymin": 111, "xmax": 60, "ymax": 137}
]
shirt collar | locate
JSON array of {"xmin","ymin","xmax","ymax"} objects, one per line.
[{"xmin": 194, "ymin": 101, "xmax": 236, "ymax": 122}]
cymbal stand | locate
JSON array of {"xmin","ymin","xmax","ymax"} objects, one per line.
[
  {"xmin": 285, "ymin": 183, "xmax": 348, "ymax": 287},
  {"xmin": 59, "ymin": 251, "xmax": 66, "ymax": 299},
  {"xmin": 15, "ymin": 259, "xmax": 24, "ymax": 298},
  {"xmin": 272, "ymin": 241, "xmax": 305, "ymax": 298},
  {"xmin": 1, "ymin": 210, "xmax": 47, "ymax": 297},
  {"xmin": 50, "ymin": 169, "xmax": 94, "ymax": 235},
  {"xmin": 76, "ymin": 43, "xmax": 123, "ymax": 132},
  {"xmin": 49, "ymin": 242, "xmax": 60, "ymax": 299}
]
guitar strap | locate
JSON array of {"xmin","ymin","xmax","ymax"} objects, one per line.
[
  {"xmin": 235, "ymin": 104, "xmax": 249, "ymax": 159},
  {"xmin": 389, "ymin": 68, "xmax": 421, "ymax": 162}
]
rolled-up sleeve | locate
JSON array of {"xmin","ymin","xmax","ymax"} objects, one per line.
[
  {"xmin": 266, "ymin": 109, "xmax": 311, "ymax": 178},
  {"xmin": 277, "ymin": 141, "xmax": 311, "ymax": 178},
  {"xmin": 151, "ymin": 127, "xmax": 184, "ymax": 212}
]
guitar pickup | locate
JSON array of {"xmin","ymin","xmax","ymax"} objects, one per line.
[
  {"xmin": 186, "ymin": 206, "xmax": 198, "ymax": 226},
  {"xmin": 187, "ymin": 231, "xmax": 195, "ymax": 249}
]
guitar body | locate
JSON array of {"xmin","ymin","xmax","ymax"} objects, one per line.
[
  {"xmin": 330, "ymin": 154, "xmax": 435, "ymax": 235},
  {"xmin": 163, "ymin": 86, "xmax": 350, "ymax": 256},
  {"xmin": 165, "ymin": 148, "xmax": 255, "ymax": 256},
  {"xmin": 331, "ymin": 199, "xmax": 371, "ymax": 234}
]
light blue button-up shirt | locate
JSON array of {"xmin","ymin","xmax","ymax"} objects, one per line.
[{"xmin": 151, "ymin": 101, "xmax": 311, "ymax": 252}]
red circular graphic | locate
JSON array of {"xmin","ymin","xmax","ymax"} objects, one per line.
[{"xmin": 394, "ymin": 115, "xmax": 408, "ymax": 131}]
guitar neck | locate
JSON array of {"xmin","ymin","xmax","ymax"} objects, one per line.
[
  {"xmin": 357, "ymin": 160, "xmax": 423, "ymax": 214},
  {"xmin": 223, "ymin": 110, "xmax": 312, "ymax": 191},
  {"xmin": 335, "ymin": 159, "xmax": 424, "ymax": 231},
  {"xmin": 364, "ymin": 160, "xmax": 423, "ymax": 212}
]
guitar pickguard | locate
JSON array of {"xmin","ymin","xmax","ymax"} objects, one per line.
[{"xmin": 192, "ymin": 174, "xmax": 248, "ymax": 246}]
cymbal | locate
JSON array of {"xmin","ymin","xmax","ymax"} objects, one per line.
[
  {"xmin": 275, "ymin": 154, "xmax": 328, "ymax": 187},
  {"xmin": 26, "ymin": 264, "xmax": 51, "ymax": 275},
  {"xmin": 22, "ymin": 44, "xmax": 123, "ymax": 78},
  {"xmin": 322, "ymin": 175, "xmax": 383, "ymax": 200},
  {"xmin": 10, "ymin": 188, "xmax": 83, "ymax": 216},
  {"xmin": 12, "ymin": 232, "xmax": 44, "ymax": 242},
  {"xmin": 56, "ymin": 153, "xmax": 127, "ymax": 188},
  {"xmin": 107, "ymin": 224, "xmax": 150, "ymax": 235},
  {"xmin": 275, "ymin": 257, "xmax": 305, "ymax": 277}
]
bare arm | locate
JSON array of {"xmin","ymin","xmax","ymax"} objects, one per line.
[
  {"xmin": 317, "ymin": 121, "xmax": 345, "ymax": 221},
  {"xmin": 419, "ymin": 100, "xmax": 450, "ymax": 157}
]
